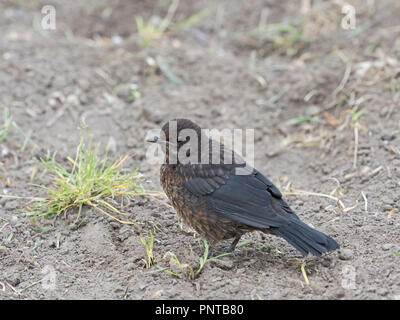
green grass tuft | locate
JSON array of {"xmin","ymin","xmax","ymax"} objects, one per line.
[
  {"xmin": 28, "ymin": 135, "xmax": 148, "ymax": 225},
  {"xmin": 141, "ymin": 230, "xmax": 155, "ymax": 268},
  {"xmin": 236, "ymin": 23, "xmax": 309, "ymax": 57}
]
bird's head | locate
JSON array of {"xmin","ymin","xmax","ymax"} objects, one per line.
[{"xmin": 146, "ymin": 118, "xmax": 203, "ymax": 164}]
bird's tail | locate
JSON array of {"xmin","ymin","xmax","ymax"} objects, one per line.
[{"xmin": 272, "ymin": 218, "xmax": 339, "ymax": 256}]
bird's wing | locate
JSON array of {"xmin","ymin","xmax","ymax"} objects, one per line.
[
  {"xmin": 180, "ymin": 141, "xmax": 254, "ymax": 196},
  {"xmin": 181, "ymin": 162, "xmax": 298, "ymax": 228},
  {"xmin": 206, "ymin": 170, "xmax": 294, "ymax": 228},
  {"xmin": 180, "ymin": 163, "xmax": 232, "ymax": 196},
  {"xmin": 252, "ymin": 168, "xmax": 299, "ymax": 218},
  {"xmin": 180, "ymin": 141, "xmax": 298, "ymax": 228},
  {"xmin": 252, "ymin": 168, "xmax": 283, "ymax": 198}
]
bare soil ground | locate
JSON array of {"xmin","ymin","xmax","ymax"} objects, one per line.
[{"xmin": 0, "ymin": 0, "xmax": 399, "ymax": 300}]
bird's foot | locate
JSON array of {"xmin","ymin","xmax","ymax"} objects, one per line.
[
  {"xmin": 209, "ymin": 246, "xmax": 236, "ymax": 258},
  {"xmin": 209, "ymin": 236, "xmax": 242, "ymax": 258}
]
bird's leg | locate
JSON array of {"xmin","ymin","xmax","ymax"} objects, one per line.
[
  {"xmin": 208, "ymin": 235, "xmax": 242, "ymax": 257},
  {"xmin": 227, "ymin": 235, "xmax": 242, "ymax": 253},
  {"xmin": 210, "ymin": 235, "xmax": 242, "ymax": 257}
]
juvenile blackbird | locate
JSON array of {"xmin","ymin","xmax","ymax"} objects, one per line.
[{"xmin": 147, "ymin": 119, "xmax": 339, "ymax": 256}]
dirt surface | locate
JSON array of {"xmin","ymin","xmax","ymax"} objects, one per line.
[{"xmin": 0, "ymin": 0, "xmax": 399, "ymax": 300}]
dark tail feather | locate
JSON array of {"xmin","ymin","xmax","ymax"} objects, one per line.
[{"xmin": 272, "ymin": 219, "xmax": 340, "ymax": 256}]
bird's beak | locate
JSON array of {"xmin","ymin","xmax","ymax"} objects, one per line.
[{"xmin": 146, "ymin": 135, "xmax": 159, "ymax": 143}]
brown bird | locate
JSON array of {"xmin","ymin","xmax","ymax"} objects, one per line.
[{"xmin": 147, "ymin": 119, "xmax": 339, "ymax": 256}]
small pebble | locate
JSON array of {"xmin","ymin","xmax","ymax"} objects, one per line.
[
  {"xmin": 339, "ymin": 248, "xmax": 353, "ymax": 260},
  {"xmin": 392, "ymin": 159, "xmax": 400, "ymax": 167},
  {"xmin": 7, "ymin": 275, "xmax": 21, "ymax": 287},
  {"xmin": 113, "ymin": 286, "xmax": 124, "ymax": 293},
  {"xmin": 1, "ymin": 145, "xmax": 9, "ymax": 157},
  {"xmin": 111, "ymin": 35, "xmax": 124, "ymax": 45},
  {"xmin": 4, "ymin": 200, "xmax": 19, "ymax": 210},
  {"xmin": 381, "ymin": 196, "xmax": 393, "ymax": 205},
  {"xmin": 47, "ymin": 239, "xmax": 57, "ymax": 248},
  {"xmin": 360, "ymin": 166, "xmax": 371, "ymax": 175},
  {"xmin": 116, "ymin": 84, "xmax": 138, "ymax": 103},
  {"xmin": 381, "ymin": 131, "xmax": 396, "ymax": 141},
  {"xmin": 334, "ymin": 288, "xmax": 345, "ymax": 298},
  {"xmin": 79, "ymin": 93, "xmax": 89, "ymax": 105},
  {"xmin": 379, "ymin": 107, "xmax": 388, "ymax": 118},
  {"xmin": 48, "ymin": 98, "xmax": 58, "ymax": 108},
  {"xmin": 77, "ymin": 79, "xmax": 90, "ymax": 91},
  {"xmin": 66, "ymin": 94, "xmax": 80, "ymax": 107},
  {"xmin": 138, "ymin": 283, "xmax": 147, "ymax": 290},
  {"xmin": 110, "ymin": 221, "xmax": 120, "ymax": 230},
  {"xmin": 211, "ymin": 258, "xmax": 234, "ymax": 271},
  {"xmin": 377, "ymin": 287, "xmax": 388, "ymax": 296},
  {"xmin": 305, "ymin": 105, "xmax": 320, "ymax": 116}
]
